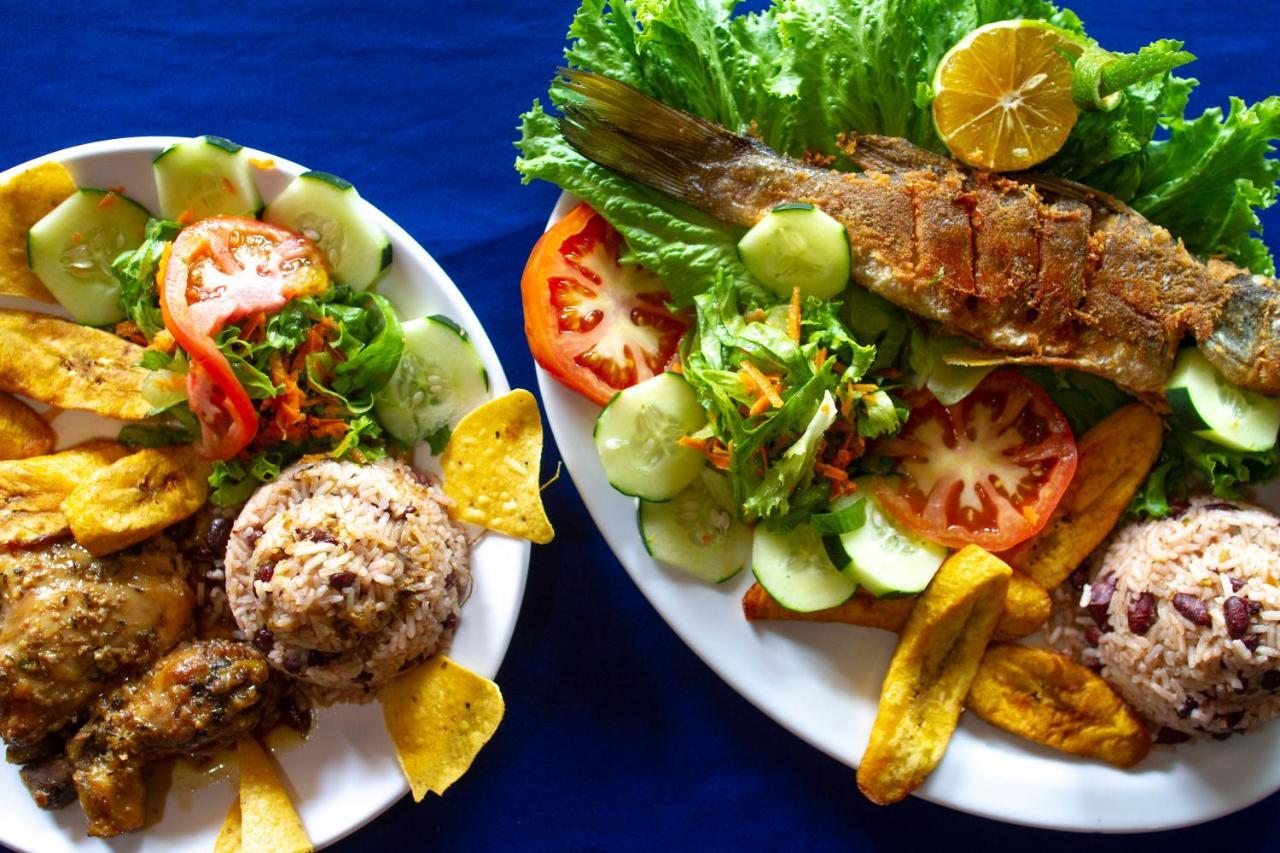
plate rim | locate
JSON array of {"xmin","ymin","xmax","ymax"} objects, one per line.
[
  {"xmin": 537, "ymin": 190, "xmax": 1280, "ymax": 834},
  {"xmin": 0, "ymin": 137, "xmax": 531, "ymax": 852}
]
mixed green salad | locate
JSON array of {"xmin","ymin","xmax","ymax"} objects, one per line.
[{"xmin": 516, "ymin": 0, "xmax": 1280, "ymax": 603}]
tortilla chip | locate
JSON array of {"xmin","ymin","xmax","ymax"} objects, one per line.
[
  {"xmin": 238, "ymin": 738, "xmax": 311, "ymax": 853},
  {"xmin": 0, "ymin": 162, "xmax": 75, "ymax": 302},
  {"xmin": 214, "ymin": 797, "xmax": 243, "ymax": 853},
  {"xmin": 62, "ymin": 445, "xmax": 210, "ymax": 556},
  {"xmin": 0, "ymin": 393, "xmax": 55, "ymax": 460},
  {"xmin": 441, "ymin": 389, "xmax": 554, "ymax": 543},
  {"xmin": 380, "ymin": 655, "xmax": 504, "ymax": 802},
  {"xmin": 0, "ymin": 440, "xmax": 128, "ymax": 546},
  {"xmin": 0, "ymin": 309, "xmax": 150, "ymax": 420},
  {"xmin": 856, "ymin": 546, "xmax": 1011, "ymax": 805}
]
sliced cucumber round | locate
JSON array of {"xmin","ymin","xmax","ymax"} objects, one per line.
[
  {"xmin": 374, "ymin": 315, "xmax": 489, "ymax": 445},
  {"xmin": 26, "ymin": 189, "xmax": 150, "ymax": 326},
  {"xmin": 153, "ymin": 135, "xmax": 261, "ymax": 221},
  {"xmin": 264, "ymin": 171, "xmax": 391, "ymax": 290},
  {"xmin": 593, "ymin": 372, "xmax": 707, "ymax": 502},
  {"xmin": 823, "ymin": 489, "xmax": 948, "ymax": 598},
  {"xmin": 737, "ymin": 202, "xmax": 851, "ymax": 300},
  {"xmin": 1167, "ymin": 347, "xmax": 1280, "ymax": 452},
  {"xmin": 638, "ymin": 470, "xmax": 750, "ymax": 583},
  {"xmin": 753, "ymin": 520, "xmax": 857, "ymax": 612}
]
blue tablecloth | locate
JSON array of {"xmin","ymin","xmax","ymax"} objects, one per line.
[{"xmin": 2, "ymin": 1, "xmax": 1278, "ymax": 849}]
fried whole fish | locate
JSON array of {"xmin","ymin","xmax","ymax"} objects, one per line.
[{"xmin": 557, "ymin": 70, "xmax": 1280, "ymax": 398}]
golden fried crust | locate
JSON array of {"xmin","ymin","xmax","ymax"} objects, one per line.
[
  {"xmin": 742, "ymin": 570, "xmax": 1048, "ymax": 643},
  {"xmin": 0, "ymin": 163, "xmax": 75, "ymax": 302},
  {"xmin": 0, "ymin": 441, "xmax": 128, "ymax": 546},
  {"xmin": 0, "ymin": 309, "xmax": 150, "ymax": 420},
  {"xmin": 1001, "ymin": 403, "xmax": 1164, "ymax": 589},
  {"xmin": 62, "ymin": 446, "xmax": 211, "ymax": 556},
  {"xmin": 0, "ymin": 394, "xmax": 55, "ymax": 460},
  {"xmin": 967, "ymin": 644, "xmax": 1150, "ymax": 768},
  {"xmin": 856, "ymin": 546, "xmax": 1011, "ymax": 805}
]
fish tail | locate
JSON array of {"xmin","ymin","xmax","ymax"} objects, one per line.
[
  {"xmin": 1201, "ymin": 273, "xmax": 1280, "ymax": 394},
  {"xmin": 556, "ymin": 69, "xmax": 759, "ymax": 219}
]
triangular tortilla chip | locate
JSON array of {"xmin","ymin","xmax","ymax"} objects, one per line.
[
  {"xmin": 441, "ymin": 389, "xmax": 554, "ymax": 543},
  {"xmin": 380, "ymin": 655, "xmax": 505, "ymax": 802},
  {"xmin": 213, "ymin": 797, "xmax": 242, "ymax": 853},
  {"xmin": 238, "ymin": 738, "xmax": 311, "ymax": 853},
  {"xmin": 0, "ymin": 162, "xmax": 75, "ymax": 301}
]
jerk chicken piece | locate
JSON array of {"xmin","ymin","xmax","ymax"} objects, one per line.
[
  {"xmin": 67, "ymin": 639, "xmax": 281, "ymax": 837},
  {"xmin": 0, "ymin": 539, "xmax": 193, "ymax": 754}
]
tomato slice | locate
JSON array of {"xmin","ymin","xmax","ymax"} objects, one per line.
[
  {"xmin": 869, "ymin": 371, "xmax": 1078, "ymax": 551},
  {"xmin": 160, "ymin": 216, "xmax": 329, "ymax": 459},
  {"xmin": 521, "ymin": 203, "xmax": 688, "ymax": 406}
]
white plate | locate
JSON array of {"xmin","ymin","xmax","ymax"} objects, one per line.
[
  {"xmin": 0, "ymin": 139, "xmax": 530, "ymax": 852},
  {"xmin": 538, "ymin": 192, "xmax": 1280, "ymax": 832}
]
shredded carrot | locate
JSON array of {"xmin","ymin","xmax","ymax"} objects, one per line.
[
  {"xmin": 96, "ymin": 193, "xmax": 117, "ymax": 209},
  {"xmin": 678, "ymin": 436, "xmax": 709, "ymax": 452},
  {"xmin": 748, "ymin": 395, "xmax": 772, "ymax": 417},
  {"xmin": 107, "ymin": 184, "xmax": 127, "ymax": 195},
  {"xmin": 114, "ymin": 319, "xmax": 146, "ymax": 345},
  {"xmin": 840, "ymin": 391, "xmax": 854, "ymax": 420},
  {"xmin": 787, "ymin": 286, "xmax": 802, "ymax": 343},
  {"xmin": 178, "ymin": 209, "xmax": 196, "ymax": 225},
  {"xmin": 740, "ymin": 361, "xmax": 783, "ymax": 408},
  {"xmin": 814, "ymin": 347, "xmax": 827, "ymax": 369},
  {"xmin": 668, "ymin": 359, "xmax": 684, "ymax": 375},
  {"xmin": 744, "ymin": 308, "xmax": 767, "ymax": 323}
]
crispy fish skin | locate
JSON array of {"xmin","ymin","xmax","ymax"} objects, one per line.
[
  {"xmin": 63, "ymin": 446, "xmax": 211, "ymax": 556},
  {"xmin": 0, "ymin": 441, "xmax": 128, "ymax": 546},
  {"xmin": 0, "ymin": 162, "xmax": 75, "ymax": 302},
  {"xmin": 0, "ymin": 394, "xmax": 55, "ymax": 460},
  {"xmin": 0, "ymin": 309, "xmax": 151, "ymax": 420},
  {"xmin": 967, "ymin": 644, "xmax": 1150, "ymax": 768},
  {"xmin": 742, "ymin": 569, "xmax": 1049, "ymax": 642},
  {"xmin": 1001, "ymin": 404, "xmax": 1163, "ymax": 589},
  {"xmin": 856, "ymin": 546, "xmax": 1011, "ymax": 805},
  {"xmin": 559, "ymin": 71, "xmax": 1280, "ymax": 397}
]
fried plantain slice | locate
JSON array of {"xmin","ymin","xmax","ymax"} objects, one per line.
[
  {"xmin": 0, "ymin": 441, "xmax": 128, "ymax": 546},
  {"xmin": 743, "ymin": 569, "xmax": 1048, "ymax": 642},
  {"xmin": 0, "ymin": 309, "xmax": 151, "ymax": 420},
  {"xmin": 0, "ymin": 162, "xmax": 76, "ymax": 302},
  {"xmin": 966, "ymin": 644, "xmax": 1150, "ymax": 768},
  {"xmin": 1001, "ymin": 404, "xmax": 1162, "ymax": 589},
  {"xmin": 0, "ymin": 393, "xmax": 55, "ymax": 460},
  {"xmin": 856, "ymin": 545, "xmax": 1011, "ymax": 805},
  {"xmin": 63, "ymin": 445, "xmax": 210, "ymax": 556}
]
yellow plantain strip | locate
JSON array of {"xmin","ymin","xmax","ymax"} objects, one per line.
[
  {"xmin": 856, "ymin": 545, "xmax": 1011, "ymax": 805},
  {"xmin": 62, "ymin": 445, "xmax": 210, "ymax": 556},
  {"xmin": 1001, "ymin": 403, "xmax": 1163, "ymax": 589},
  {"xmin": 0, "ymin": 309, "xmax": 151, "ymax": 420},
  {"xmin": 966, "ymin": 644, "xmax": 1150, "ymax": 768},
  {"xmin": 0, "ymin": 393, "xmax": 55, "ymax": 460},
  {"xmin": 0, "ymin": 441, "xmax": 128, "ymax": 546},
  {"xmin": 0, "ymin": 162, "xmax": 75, "ymax": 302},
  {"xmin": 742, "ymin": 569, "xmax": 1048, "ymax": 643}
]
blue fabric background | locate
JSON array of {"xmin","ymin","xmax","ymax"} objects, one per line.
[{"xmin": 1, "ymin": 1, "xmax": 1277, "ymax": 849}]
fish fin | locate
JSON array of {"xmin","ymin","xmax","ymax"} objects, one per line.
[
  {"xmin": 842, "ymin": 133, "xmax": 955, "ymax": 174},
  {"xmin": 556, "ymin": 69, "xmax": 755, "ymax": 210},
  {"xmin": 1021, "ymin": 173, "xmax": 1133, "ymax": 215}
]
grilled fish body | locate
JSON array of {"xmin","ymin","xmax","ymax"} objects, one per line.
[{"xmin": 558, "ymin": 70, "xmax": 1280, "ymax": 398}]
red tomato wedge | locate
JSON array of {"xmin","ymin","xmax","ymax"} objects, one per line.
[
  {"xmin": 522, "ymin": 203, "xmax": 687, "ymax": 406},
  {"xmin": 869, "ymin": 371, "xmax": 1078, "ymax": 551},
  {"xmin": 160, "ymin": 216, "xmax": 329, "ymax": 459}
]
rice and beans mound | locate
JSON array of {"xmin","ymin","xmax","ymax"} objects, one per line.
[
  {"xmin": 1049, "ymin": 497, "xmax": 1280, "ymax": 740},
  {"xmin": 225, "ymin": 456, "xmax": 472, "ymax": 703}
]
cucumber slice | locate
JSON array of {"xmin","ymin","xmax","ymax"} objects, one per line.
[
  {"xmin": 264, "ymin": 171, "xmax": 392, "ymax": 290},
  {"xmin": 593, "ymin": 372, "xmax": 707, "ymax": 502},
  {"xmin": 1167, "ymin": 348, "xmax": 1280, "ymax": 452},
  {"xmin": 638, "ymin": 470, "xmax": 751, "ymax": 582},
  {"xmin": 374, "ymin": 315, "xmax": 489, "ymax": 445},
  {"xmin": 737, "ymin": 202, "xmax": 851, "ymax": 300},
  {"xmin": 753, "ymin": 521, "xmax": 857, "ymax": 612},
  {"xmin": 153, "ymin": 135, "xmax": 261, "ymax": 221},
  {"xmin": 26, "ymin": 189, "xmax": 150, "ymax": 326},
  {"xmin": 823, "ymin": 489, "xmax": 948, "ymax": 597}
]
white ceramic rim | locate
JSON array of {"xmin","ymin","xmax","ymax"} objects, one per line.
[
  {"xmin": 537, "ymin": 191, "xmax": 1280, "ymax": 834},
  {"xmin": 0, "ymin": 138, "xmax": 530, "ymax": 852}
]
